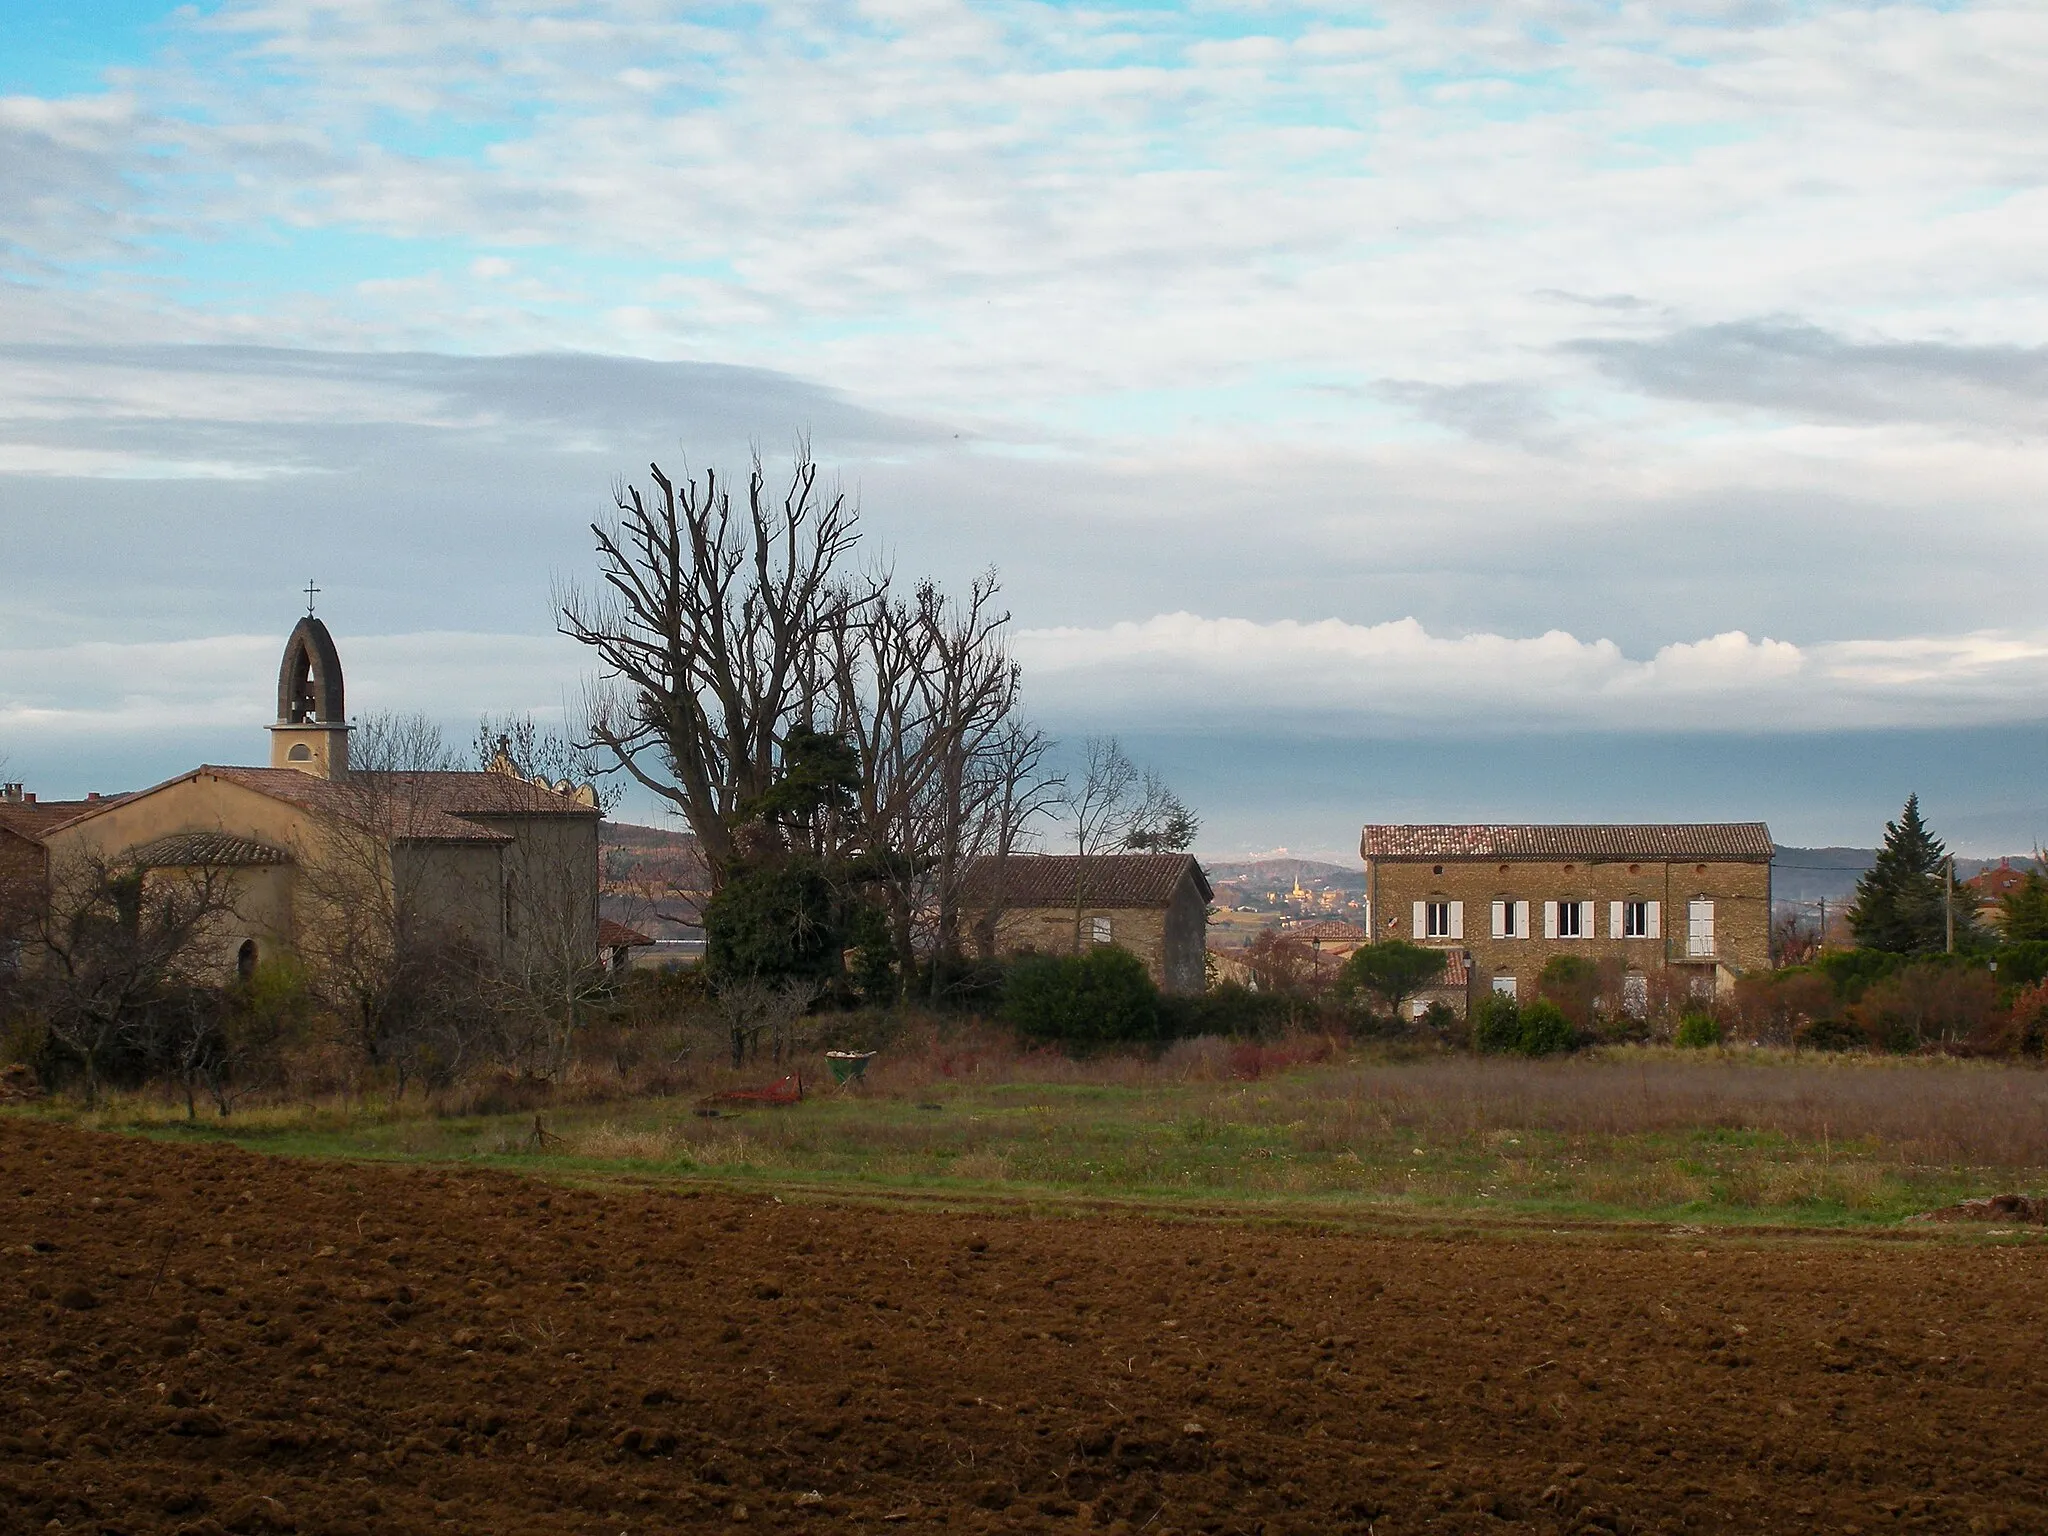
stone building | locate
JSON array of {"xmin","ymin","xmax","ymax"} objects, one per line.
[
  {"xmin": 1359, "ymin": 823, "xmax": 1774, "ymax": 1011},
  {"xmin": 28, "ymin": 615, "xmax": 601, "ymax": 983},
  {"xmin": 961, "ymin": 853, "xmax": 1211, "ymax": 995}
]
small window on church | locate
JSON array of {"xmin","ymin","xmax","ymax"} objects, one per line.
[
  {"xmin": 288, "ymin": 743, "xmax": 312, "ymax": 761},
  {"xmin": 236, "ymin": 939, "xmax": 258, "ymax": 981}
]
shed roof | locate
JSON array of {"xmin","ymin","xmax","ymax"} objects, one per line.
[
  {"xmin": 130, "ymin": 831, "xmax": 291, "ymax": 868},
  {"xmin": 960, "ymin": 853, "xmax": 1211, "ymax": 909},
  {"xmin": 1285, "ymin": 920, "xmax": 1370, "ymax": 943},
  {"xmin": 599, "ymin": 917, "xmax": 654, "ymax": 949},
  {"xmin": 1360, "ymin": 823, "xmax": 1774, "ymax": 863}
]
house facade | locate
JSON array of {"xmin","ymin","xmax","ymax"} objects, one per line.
[
  {"xmin": 1360, "ymin": 823, "xmax": 1774, "ymax": 1010},
  {"xmin": 961, "ymin": 853, "xmax": 1211, "ymax": 995}
]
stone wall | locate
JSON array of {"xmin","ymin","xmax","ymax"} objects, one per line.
[{"xmin": 1366, "ymin": 855, "xmax": 1772, "ymax": 999}]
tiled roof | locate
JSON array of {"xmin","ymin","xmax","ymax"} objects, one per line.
[
  {"xmin": 960, "ymin": 853, "xmax": 1212, "ymax": 909},
  {"xmin": 0, "ymin": 798, "xmax": 129, "ymax": 842},
  {"xmin": 376, "ymin": 772, "xmax": 602, "ymax": 819},
  {"xmin": 1360, "ymin": 823, "xmax": 1774, "ymax": 863},
  {"xmin": 1284, "ymin": 920, "xmax": 1370, "ymax": 943},
  {"xmin": 130, "ymin": 831, "xmax": 291, "ymax": 868},
  {"xmin": 196, "ymin": 768, "xmax": 511, "ymax": 844},
  {"xmin": 598, "ymin": 917, "xmax": 654, "ymax": 948}
]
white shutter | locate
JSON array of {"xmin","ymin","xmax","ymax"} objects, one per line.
[
  {"xmin": 1645, "ymin": 900, "xmax": 1662, "ymax": 940},
  {"xmin": 1610, "ymin": 901, "xmax": 1625, "ymax": 939},
  {"xmin": 1448, "ymin": 901, "xmax": 1464, "ymax": 940},
  {"xmin": 1413, "ymin": 901, "xmax": 1427, "ymax": 940},
  {"xmin": 1543, "ymin": 901, "xmax": 1559, "ymax": 939},
  {"xmin": 1490, "ymin": 899, "xmax": 1505, "ymax": 938},
  {"xmin": 1514, "ymin": 900, "xmax": 1530, "ymax": 941},
  {"xmin": 1579, "ymin": 902, "xmax": 1595, "ymax": 940}
]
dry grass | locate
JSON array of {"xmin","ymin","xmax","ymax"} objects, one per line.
[{"xmin": 18, "ymin": 1029, "xmax": 2048, "ymax": 1225}]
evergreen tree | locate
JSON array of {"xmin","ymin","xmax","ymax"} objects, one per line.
[
  {"xmin": 2000, "ymin": 869, "xmax": 2048, "ymax": 943},
  {"xmin": 1848, "ymin": 794, "xmax": 1968, "ymax": 953}
]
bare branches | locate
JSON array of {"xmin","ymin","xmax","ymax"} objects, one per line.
[
  {"xmin": 1060, "ymin": 735, "xmax": 1200, "ymax": 952},
  {"xmin": 559, "ymin": 441, "xmax": 859, "ymax": 886}
]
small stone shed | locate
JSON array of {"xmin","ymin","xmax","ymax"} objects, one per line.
[{"xmin": 961, "ymin": 853, "xmax": 1212, "ymax": 996}]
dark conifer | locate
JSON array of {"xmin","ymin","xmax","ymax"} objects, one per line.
[{"xmin": 1847, "ymin": 793, "xmax": 1958, "ymax": 953}]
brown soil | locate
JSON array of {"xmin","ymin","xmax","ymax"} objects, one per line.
[{"xmin": 4, "ymin": 1119, "xmax": 2045, "ymax": 1535}]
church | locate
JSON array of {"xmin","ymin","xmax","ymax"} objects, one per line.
[{"xmin": 27, "ymin": 615, "xmax": 603, "ymax": 982}]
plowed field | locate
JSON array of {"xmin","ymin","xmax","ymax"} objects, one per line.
[{"xmin": 4, "ymin": 1117, "xmax": 2044, "ymax": 1535}]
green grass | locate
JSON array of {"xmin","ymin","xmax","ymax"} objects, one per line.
[{"xmin": 16, "ymin": 1046, "xmax": 2048, "ymax": 1231}]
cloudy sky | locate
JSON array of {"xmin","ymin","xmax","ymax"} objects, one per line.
[{"xmin": 4, "ymin": 0, "xmax": 2047, "ymax": 858}]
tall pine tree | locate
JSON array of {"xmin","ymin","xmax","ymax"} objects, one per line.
[{"xmin": 1847, "ymin": 793, "xmax": 1965, "ymax": 953}]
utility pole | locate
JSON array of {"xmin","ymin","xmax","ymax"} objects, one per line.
[
  {"xmin": 1817, "ymin": 897, "xmax": 1826, "ymax": 954},
  {"xmin": 1945, "ymin": 856, "xmax": 1955, "ymax": 954}
]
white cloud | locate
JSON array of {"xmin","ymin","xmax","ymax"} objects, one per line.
[
  {"xmin": 1015, "ymin": 613, "xmax": 2048, "ymax": 733},
  {"xmin": 0, "ymin": 631, "xmax": 587, "ymax": 741}
]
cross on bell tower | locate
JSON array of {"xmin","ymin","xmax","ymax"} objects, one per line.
[{"xmin": 304, "ymin": 579, "xmax": 320, "ymax": 615}]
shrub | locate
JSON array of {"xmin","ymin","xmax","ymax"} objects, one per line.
[
  {"xmin": 1418, "ymin": 1000, "xmax": 1460, "ymax": 1035},
  {"xmin": 1001, "ymin": 946, "xmax": 1160, "ymax": 1051},
  {"xmin": 1160, "ymin": 983, "xmax": 1291, "ymax": 1041},
  {"xmin": 1674, "ymin": 1011, "xmax": 1722, "ymax": 1049},
  {"xmin": 703, "ymin": 857, "xmax": 843, "ymax": 983},
  {"xmin": 1993, "ymin": 940, "xmax": 2048, "ymax": 990},
  {"xmin": 1517, "ymin": 999, "xmax": 1574, "ymax": 1057},
  {"xmin": 1849, "ymin": 965, "xmax": 1999, "ymax": 1052},
  {"xmin": 1796, "ymin": 1015, "xmax": 1866, "ymax": 1052},
  {"xmin": 1537, "ymin": 955, "xmax": 1601, "ymax": 1029},
  {"xmin": 1472, "ymin": 992, "xmax": 1523, "ymax": 1055}
]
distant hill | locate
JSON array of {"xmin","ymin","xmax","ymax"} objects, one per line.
[
  {"xmin": 600, "ymin": 820, "xmax": 707, "ymax": 939},
  {"xmin": 1206, "ymin": 856, "xmax": 1364, "ymax": 890}
]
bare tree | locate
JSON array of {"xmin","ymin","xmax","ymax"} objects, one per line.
[
  {"xmin": 291, "ymin": 713, "xmax": 497, "ymax": 1095},
  {"xmin": 28, "ymin": 852, "xmax": 243, "ymax": 1105},
  {"xmin": 953, "ymin": 720, "xmax": 1065, "ymax": 969},
  {"xmin": 1061, "ymin": 735, "xmax": 1199, "ymax": 952},
  {"xmin": 559, "ymin": 441, "xmax": 859, "ymax": 889},
  {"xmin": 827, "ymin": 570, "xmax": 1024, "ymax": 990}
]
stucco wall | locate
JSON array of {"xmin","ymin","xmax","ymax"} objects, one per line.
[
  {"xmin": 466, "ymin": 813, "xmax": 600, "ymax": 971},
  {"xmin": 1366, "ymin": 855, "xmax": 1772, "ymax": 999}
]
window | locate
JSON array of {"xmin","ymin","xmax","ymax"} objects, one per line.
[
  {"xmin": 287, "ymin": 743, "xmax": 312, "ymax": 762},
  {"xmin": 1090, "ymin": 916, "xmax": 1112, "ymax": 945},
  {"xmin": 1490, "ymin": 898, "xmax": 1531, "ymax": 940},
  {"xmin": 1623, "ymin": 900, "xmax": 1650, "ymax": 938},
  {"xmin": 1413, "ymin": 900, "xmax": 1463, "ymax": 940},
  {"xmin": 1557, "ymin": 901, "xmax": 1583, "ymax": 939},
  {"xmin": 1491, "ymin": 975, "xmax": 1518, "ymax": 998},
  {"xmin": 236, "ymin": 939, "xmax": 258, "ymax": 981},
  {"xmin": 1687, "ymin": 898, "xmax": 1715, "ymax": 958}
]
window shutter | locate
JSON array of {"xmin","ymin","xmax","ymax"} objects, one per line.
[
  {"xmin": 1543, "ymin": 901, "xmax": 1559, "ymax": 939},
  {"xmin": 1646, "ymin": 900, "xmax": 1662, "ymax": 940},
  {"xmin": 1448, "ymin": 901, "xmax": 1464, "ymax": 940},
  {"xmin": 1514, "ymin": 900, "xmax": 1530, "ymax": 940},
  {"xmin": 1413, "ymin": 901, "xmax": 1426, "ymax": 940},
  {"xmin": 1579, "ymin": 901, "xmax": 1595, "ymax": 939},
  {"xmin": 1491, "ymin": 899, "xmax": 1506, "ymax": 939},
  {"xmin": 1610, "ymin": 901, "xmax": 1625, "ymax": 939}
]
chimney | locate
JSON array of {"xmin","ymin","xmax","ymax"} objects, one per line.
[
  {"xmin": 24, "ymin": 793, "xmax": 34, "ymax": 804},
  {"xmin": 87, "ymin": 792, "xmax": 101, "ymax": 802},
  {"xmin": 0, "ymin": 783, "xmax": 20, "ymax": 803}
]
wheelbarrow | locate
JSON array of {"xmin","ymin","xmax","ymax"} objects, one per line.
[{"xmin": 824, "ymin": 1050, "xmax": 877, "ymax": 1087}]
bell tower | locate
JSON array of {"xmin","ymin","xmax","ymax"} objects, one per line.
[{"xmin": 269, "ymin": 608, "xmax": 351, "ymax": 777}]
